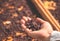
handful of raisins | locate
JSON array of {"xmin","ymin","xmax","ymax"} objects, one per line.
[{"xmin": 25, "ymin": 18, "xmax": 41, "ymax": 31}]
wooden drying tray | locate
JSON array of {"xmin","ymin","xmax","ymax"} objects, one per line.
[{"xmin": 32, "ymin": 0, "xmax": 60, "ymax": 31}]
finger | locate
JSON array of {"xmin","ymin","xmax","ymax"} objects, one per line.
[
  {"xmin": 21, "ymin": 24, "xmax": 32, "ymax": 33},
  {"xmin": 22, "ymin": 16, "xmax": 28, "ymax": 22},
  {"xmin": 20, "ymin": 19, "xmax": 25, "ymax": 24},
  {"xmin": 27, "ymin": 17, "xmax": 32, "ymax": 21},
  {"xmin": 36, "ymin": 18, "xmax": 46, "ymax": 24}
]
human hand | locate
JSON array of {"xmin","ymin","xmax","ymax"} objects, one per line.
[{"xmin": 21, "ymin": 16, "xmax": 53, "ymax": 40}]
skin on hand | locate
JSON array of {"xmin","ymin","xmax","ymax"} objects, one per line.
[{"xmin": 21, "ymin": 16, "xmax": 53, "ymax": 40}]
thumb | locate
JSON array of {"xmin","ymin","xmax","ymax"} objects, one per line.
[{"xmin": 36, "ymin": 18, "xmax": 46, "ymax": 24}]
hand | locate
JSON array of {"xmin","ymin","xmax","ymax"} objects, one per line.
[{"xmin": 21, "ymin": 16, "xmax": 53, "ymax": 41}]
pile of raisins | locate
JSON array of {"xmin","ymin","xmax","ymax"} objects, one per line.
[
  {"xmin": 0, "ymin": 0, "xmax": 41, "ymax": 41},
  {"xmin": 26, "ymin": 18, "xmax": 41, "ymax": 31}
]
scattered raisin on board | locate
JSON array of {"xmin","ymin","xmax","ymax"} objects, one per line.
[
  {"xmin": 0, "ymin": 0, "xmax": 41, "ymax": 41},
  {"xmin": 43, "ymin": 0, "xmax": 60, "ymax": 25}
]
